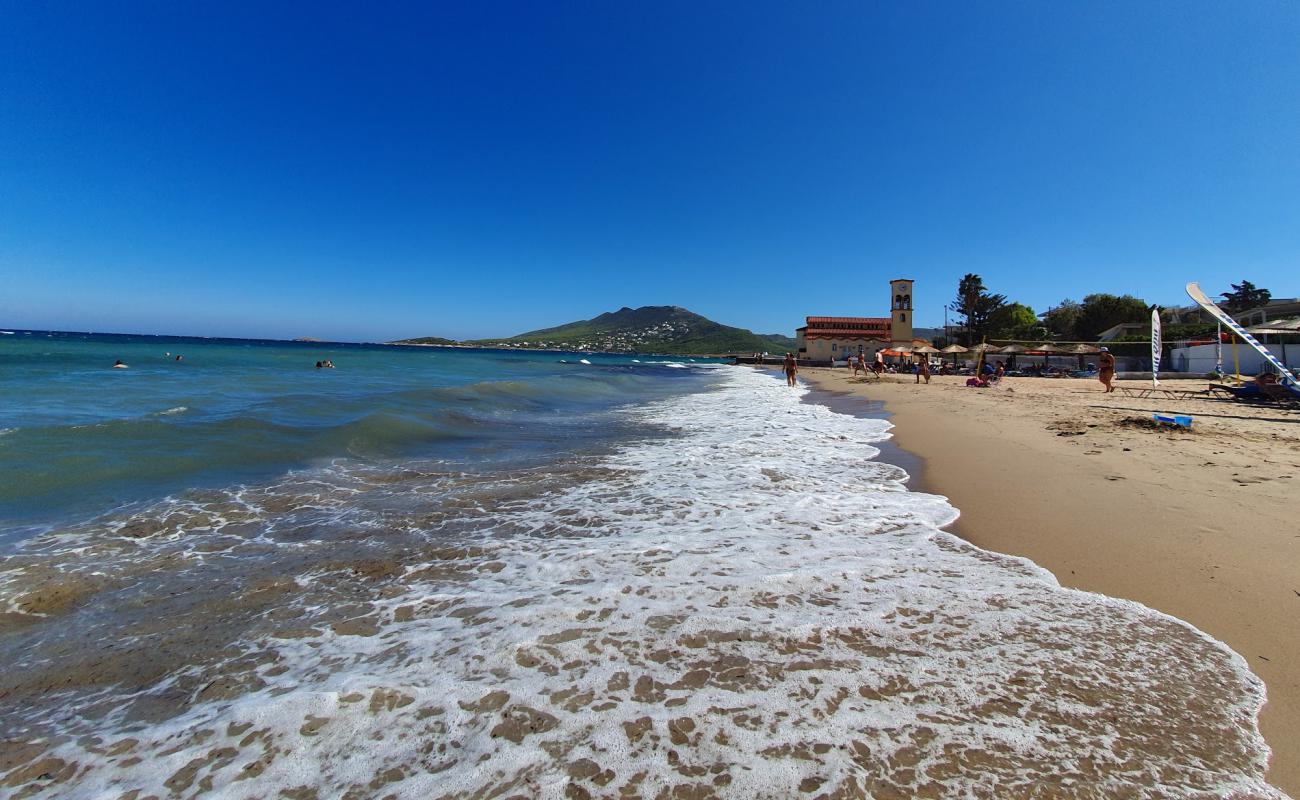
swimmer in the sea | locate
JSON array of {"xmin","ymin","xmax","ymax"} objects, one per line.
[{"xmin": 113, "ymin": 359, "xmax": 128, "ymax": 369}]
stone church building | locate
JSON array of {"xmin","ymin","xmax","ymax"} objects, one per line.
[{"xmin": 794, "ymin": 278, "xmax": 915, "ymax": 361}]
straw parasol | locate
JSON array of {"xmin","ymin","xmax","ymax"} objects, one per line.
[
  {"xmin": 939, "ymin": 343, "xmax": 969, "ymax": 367},
  {"xmin": 968, "ymin": 342, "xmax": 998, "ymax": 369},
  {"xmin": 991, "ymin": 343, "xmax": 1026, "ymax": 368},
  {"xmin": 1029, "ymin": 342, "xmax": 1067, "ymax": 370},
  {"xmin": 1067, "ymin": 342, "xmax": 1101, "ymax": 371},
  {"xmin": 912, "ymin": 344, "xmax": 941, "ymax": 354}
]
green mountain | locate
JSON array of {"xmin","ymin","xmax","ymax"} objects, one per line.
[{"xmin": 480, "ymin": 306, "xmax": 796, "ymax": 354}]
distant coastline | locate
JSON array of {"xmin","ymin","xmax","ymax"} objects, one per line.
[{"xmin": 0, "ymin": 328, "xmax": 740, "ymax": 360}]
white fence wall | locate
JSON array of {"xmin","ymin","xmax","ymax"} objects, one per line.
[{"xmin": 1170, "ymin": 342, "xmax": 1298, "ymax": 374}]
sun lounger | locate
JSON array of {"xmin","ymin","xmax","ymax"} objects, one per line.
[
  {"xmin": 1261, "ymin": 383, "xmax": 1300, "ymax": 409},
  {"xmin": 1208, "ymin": 382, "xmax": 1300, "ymax": 408},
  {"xmin": 1206, "ymin": 384, "xmax": 1240, "ymax": 401},
  {"xmin": 1118, "ymin": 385, "xmax": 1216, "ymax": 401}
]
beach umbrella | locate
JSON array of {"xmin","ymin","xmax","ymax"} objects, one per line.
[
  {"xmin": 995, "ymin": 343, "xmax": 1027, "ymax": 368},
  {"xmin": 1068, "ymin": 343, "xmax": 1101, "ymax": 371},
  {"xmin": 1028, "ymin": 342, "xmax": 1067, "ymax": 370},
  {"xmin": 968, "ymin": 342, "xmax": 997, "ymax": 370},
  {"xmin": 911, "ymin": 344, "xmax": 940, "ymax": 367},
  {"xmin": 940, "ymin": 343, "xmax": 968, "ymax": 368}
]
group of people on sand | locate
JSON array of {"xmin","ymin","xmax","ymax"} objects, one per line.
[
  {"xmin": 843, "ymin": 350, "xmax": 887, "ymax": 379},
  {"xmin": 966, "ymin": 360, "xmax": 1003, "ymax": 388},
  {"xmin": 774, "ymin": 344, "xmax": 1121, "ymax": 394},
  {"xmin": 956, "ymin": 347, "xmax": 1117, "ymax": 392}
]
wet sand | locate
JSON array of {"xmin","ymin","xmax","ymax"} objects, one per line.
[{"xmin": 800, "ymin": 367, "xmax": 1300, "ymax": 795}]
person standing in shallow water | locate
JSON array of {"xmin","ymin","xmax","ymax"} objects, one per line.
[
  {"xmin": 783, "ymin": 352, "xmax": 798, "ymax": 386},
  {"xmin": 1098, "ymin": 347, "xmax": 1116, "ymax": 392}
]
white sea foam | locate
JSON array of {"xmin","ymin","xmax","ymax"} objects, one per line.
[{"xmin": 4, "ymin": 368, "xmax": 1284, "ymax": 799}]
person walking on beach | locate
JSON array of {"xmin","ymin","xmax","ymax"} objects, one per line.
[
  {"xmin": 783, "ymin": 352, "xmax": 798, "ymax": 386},
  {"xmin": 1098, "ymin": 347, "xmax": 1116, "ymax": 392},
  {"xmin": 916, "ymin": 357, "xmax": 930, "ymax": 384}
]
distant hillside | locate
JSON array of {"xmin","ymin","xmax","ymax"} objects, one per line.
[
  {"xmin": 473, "ymin": 306, "xmax": 796, "ymax": 355},
  {"xmin": 392, "ymin": 336, "xmax": 459, "ymax": 346},
  {"xmin": 912, "ymin": 327, "xmax": 944, "ymax": 342}
]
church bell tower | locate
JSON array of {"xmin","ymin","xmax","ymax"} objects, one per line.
[{"xmin": 890, "ymin": 278, "xmax": 913, "ymax": 343}]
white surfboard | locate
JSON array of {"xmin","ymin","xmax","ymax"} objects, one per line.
[{"xmin": 1186, "ymin": 282, "xmax": 1299, "ymax": 391}]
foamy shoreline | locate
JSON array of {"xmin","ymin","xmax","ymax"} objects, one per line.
[
  {"xmin": 1, "ymin": 366, "xmax": 1289, "ymax": 798},
  {"xmin": 799, "ymin": 366, "xmax": 1300, "ymax": 796}
]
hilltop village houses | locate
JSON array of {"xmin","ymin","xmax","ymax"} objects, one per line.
[{"xmin": 795, "ymin": 279, "xmax": 928, "ymax": 361}]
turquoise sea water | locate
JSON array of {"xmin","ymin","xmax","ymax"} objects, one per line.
[{"xmin": 0, "ymin": 330, "xmax": 720, "ymax": 538}]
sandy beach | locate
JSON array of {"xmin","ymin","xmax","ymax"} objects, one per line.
[{"xmin": 800, "ymin": 367, "xmax": 1300, "ymax": 794}]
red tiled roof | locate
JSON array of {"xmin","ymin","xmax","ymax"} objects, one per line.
[
  {"xmin": 805, "ymin": 316, "xmax": 890, "ymax": 325},
  {"xmin": 799, "ymin": 316, "xmax": 891, "ymax": 339}
]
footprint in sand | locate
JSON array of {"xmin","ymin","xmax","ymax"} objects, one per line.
[{"xmin": 1232, "ymin": 475, "xmax": 1268, "ymax": 485}]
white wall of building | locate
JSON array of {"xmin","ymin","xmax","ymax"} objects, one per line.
[{"xmin": 802, "ymin": 338, "xmax": 890, "ymax": 361}]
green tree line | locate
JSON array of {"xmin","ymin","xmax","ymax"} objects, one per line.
[{"xmin": 947, "ymin": 275, "xmax": 1273, "ymax": 346}]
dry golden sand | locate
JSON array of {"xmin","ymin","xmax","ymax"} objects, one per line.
[{"xmin": 800, "ymin": 367, "xmax": 1300, "ymax": 796}]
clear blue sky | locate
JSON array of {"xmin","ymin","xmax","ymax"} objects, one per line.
[{"xmin": 2, "ymin": 2, "xmax": 1297, "ymax": 341}]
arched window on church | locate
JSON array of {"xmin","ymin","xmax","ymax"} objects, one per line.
[{"xmin": 900, "ymin": 312, "xmax": 906, "ymax": 323}]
